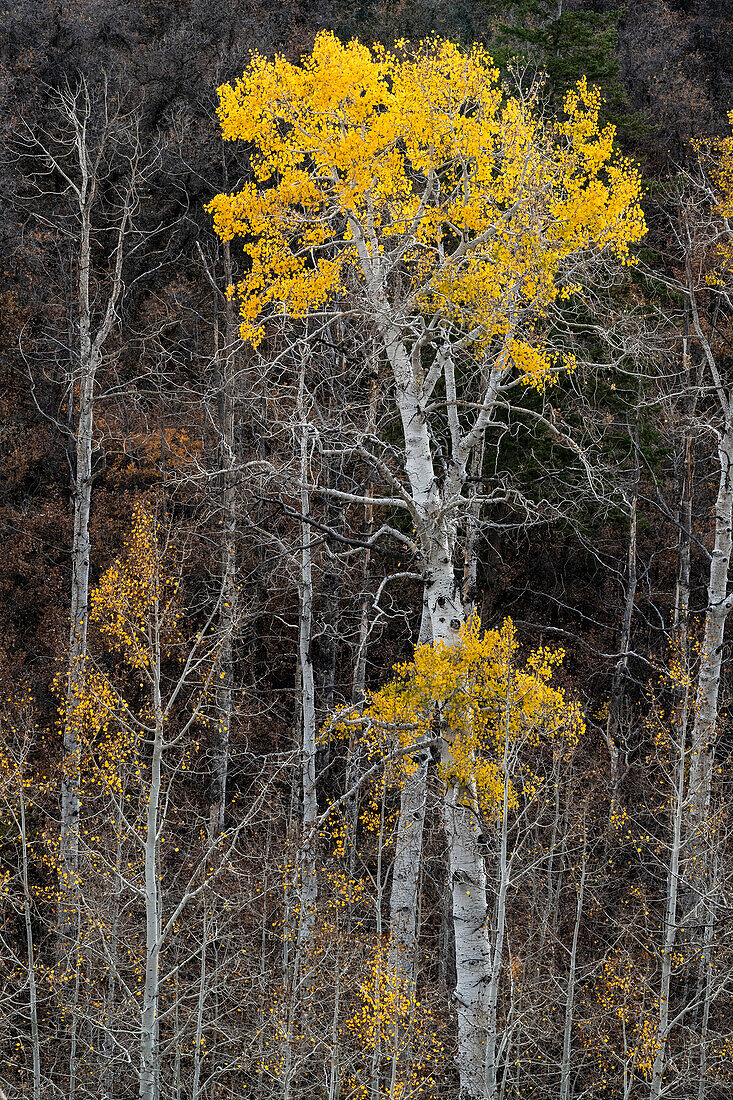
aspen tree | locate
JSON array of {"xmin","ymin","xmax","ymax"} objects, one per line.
[
  {"xmin": 0, "ymin": 720, "xmax": 48, "ymax": 1100},
  {"xmin": 60, "ymin": 502, "xmax": 240, "ymax": 1100},
  {"xmin": 647, "ymin": 649, "xmax": 692, "ymax": 1100},
  {"xmin": 18, "ymin": 79, "xmax": 150, "ymax": 941},
  {"xmin": 296, "ymin": 343, "xmax": 318, "ymax": 951},
  {"xmin": 334, "ymin": 617, "xmax": 583, "ymax": 1096},
  {"xmin": 208, "ymin": 35, "xmax": 644, "ymax": 1098},
  {"xmin": 662, "ymin": 127, "xmax": 733, "ymax": 933},
  {"xmin": 209, "ymin": 237, "xmax": 240, "ymax": 841}
]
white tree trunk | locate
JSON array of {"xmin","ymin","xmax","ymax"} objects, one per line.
[
  {"xmin": 210, "ymin": 240, "xmax": 238, "ymax": 839},
  {"xmin": 59, "ymin": 191, "xmax": 94, "ymax": 942},
  {"xmin": 605, "ymin": 432, "xmax": 638, "ymax": 808},
  {"xmin": 560, "ymin": 831, "xmax": 587, "ymax": 1100},
  {"xmin": 485, "ymin": 677, "xmax": 514, "ymax": 1100},
  {"xmin": 385, "ymin": 324, "xmax": 490, "ymax": 1097},
  {"xmin": 649, "ymin": 654, "xmax": 690, "ymax": 1100},
  {"xmin": 297, "ymin": 365, "xmax": 318, "ymax": 953},
  {"xmin": 355, "ymin": 229, "xmax": 496, "ymax": 1097},
  {"xmin": 19, "ymin": 781, "xmax": 41, "ymax": 1100},
  {"xmin": 388, "ymin": 747, "xmax": 430, "ymax": 990},
  {"xmin": 687, "ymin": 422, "xmax": 733, "ymax": 916},
  {"xmin": 140, "ymin": 625, "xmax": 164, "ymax": 1100},
  {"xmin": 57, "ymin": 84, "xmax": 134, "ymax": 940},
  {"xmin": 442, "ymin": 767, "xmax": 491, "ymax": 1100},
  {"xmin": 191, "ymin": 910, "xmax": 208, "ymax": 1100}
]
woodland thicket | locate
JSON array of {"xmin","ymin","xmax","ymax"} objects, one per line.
[{"xmin": 2, "ymin": 3, "xmax": 733, "ymax": 1099}]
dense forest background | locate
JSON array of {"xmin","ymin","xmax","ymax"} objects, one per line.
[{"xmin": 2, "ymin": 2, "xmax": 733, "ymax": 1099}]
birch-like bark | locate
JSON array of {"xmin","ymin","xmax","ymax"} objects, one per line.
[
  {"xmin": 696, "ymin": 884, "xmax": 717, "ymax": 1100},
  {"xmin": 56, "ymin": 84, "xmax": 137, "ymax": 941},
  {"xmin": 352, "ymin": 218, "xmax": 498, "ymax": 1100},
  {"xmin": 19, "ymin": 779, "xmax": 41, "ymax": 1100},
  {"xmin": 297, "ymin": 358, "xmax": 318, "ymax": 953},
  {"xmin": 683, "ymin": 267, "xmax": 732, "ymax": 920},
  {"xmin": 387, "ymin": 746, "xmax": 430, "ymax": 990},
  {"xmin": 191, "ymin": 909, "xmax": 208, "ymax": 1100},
  {"xmin": 442, "ymin": 765, "xmax": 491, "ymax": 1100},
  {"xmin": 140, "ymin": 604, "xmax": 164, "ymax": 1100},
  {"xmin": 485, "ymin": 674, "xmax": 513, "ymax": 1100},
  {"xmin": 687, "ymin": 420, "xmax": 733, "ymax": 917},
  {"xmin": 605, "ymin": 422, "xmax": 639, "ymax": 812},
  {"xmin": 380, "ymin": 325, "xmax": 490, "ymax": 1098},
  {"xmin": 560, "ymin": 830, "xmax": 587, "ymax": 1100},
  {"xmin": 59, "ymin": 125, "xmax": 95, "ymax": 940},
  {"xmin": 649, "ymin": 670, "xmax": 689, "ymax": 1100},
  {"xmin": 210, "ymin": 239, "xmax": 238, "ymax": 839},
  {"xmin": 101, "ymin": 801, "xmax": 124, "ymax": 1099},
  {"xmin": 674, "ymin": 430, "xmax": 694, "ymax": 638}
]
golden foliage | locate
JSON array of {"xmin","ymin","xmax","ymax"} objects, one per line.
[
  {"xmin": 208, "ymin": 32, "xmax": 644, "ymax": 391},
  {"xmin": 90, "ymin": 501, "xmax": 181, "ymax": 670},
  {"xmin": 331, "ymin": 617, "xmax": 583, "ymax": 814}
]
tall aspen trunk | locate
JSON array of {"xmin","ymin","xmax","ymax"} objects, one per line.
[
  {"xmin": 696, "ymin": 885, "xmax": 716, "ymax": 1100},
  {"xmin": 140, "ymin": 613, "xmax": 164, "ymax": 1100},
  {"xmin": 19, "ymin": 782, "xmax": 41, "ymax": 1100},
  {"xmin": 297, "ymin": 360, "xmax": 318, "ymax": 952},
  {"xmin": 58, "ymin": 88, "xmax": 133, "ymax": 939},
  {"xmin": 674, "ymin": 430, "xmax": 694, "ymax": 638},
  {"xmin": 210, "ymin": 239, "xmax": 238, "ymax": 839},
  {"xmin": 387, "ymin": 747, "xmax": 430, "ymax": 990},
  {"xmin": 382, "ymin": 321, "xmax": 438, "ymax": 991},
  {"xmin": 560, "ymin": 830, "xmax": 587, "ymax": 1100},
  {"xmin": 430, "ymin": 552, "xmax": 492, "ymax": 1100},
  {"xmin": 605, "ymin": 418, "xmax": 639, "ymax": 809},
  {"xmin": 352, "ymin": 372, "xmax": 378, "ymax": 707},
  {"xmin": 687, "ymin": 421, "xmax": 733, "ymax": 918},
  {"xmin": 101, "ymin": 802, "xmax": 124, "ymax": 1099},
  {"xmin": 649, "ymin": 684, "xmax": 688, "ymax": 1100},
  {"xmin": 442, "ymin": 765, "xmax": 491, "ymax": 1100},
  {"xmin": 59, "ymin": 189, "xmax": 94, "ymax": 942},
  {"xmin": 485, "ymin": 672, "xmax": 514, "ymax": 1100},
  {"xmin": 462, "ymin": 435, "xmax": 486, "ymax": 615},
  {"xmin": 191, "ymin": 909, "xmax": 208, "ymax": 1100},
  {"xmin": 380, "ymin": 318, "xmax": 491, "ymax": 1098}
]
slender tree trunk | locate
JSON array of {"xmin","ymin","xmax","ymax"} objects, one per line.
[
  {"xmin": 140, "ymin": 618, "xmax": 164, "ymax": 1100},
  {"xmin": 191, "ymin": 909, "xmax": 208, "ymax": 1100},
  {"xmin": 19, "ymin": 783, "xmax": 41, "ymax": 1100},
  {"xmin": 605, "ymin": 419, "xmax": 639, "ymax": 810},
  {"xmin": 674, "ymin": 430, "xmax": 694, "ymax": 638},
  {"xmin": 687, "ymin": 421, "xmax": 733, "ymax": 919},
  {"xmin": 101, "ymin": 801, "xmax": 124, "ymax": 1099},
  {"xmin": 485, "ymin": 675, "xmax": 513, "ymax": 1100},
  {"xmin": 58, "ymin": 90, "xmax": 134, "ymax": 939},
  {"xmin": 297, "ymin": 358, "xmax": 318, "ymax": 953},
  {"xmin": 210, "ymin": 239, "xmax": 238, "ymax": 839},
  {"xmin": 696, "ymin": 883, "xmax": 716, "ymax": 1100},
  {"xmin": 649, "ymin": 678, "xmax": 689, "ymax": 1100},
  {"xmin": 59, "ymin": 189, "xmax": 94, "ymax": 942},
  {"xmin": 560, "ymin": 829, "xmax": 587, "ymax": 1100},
  {"xmin": 328, "ymin": 943, "xmax": 342, "ymax": 1100}
]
